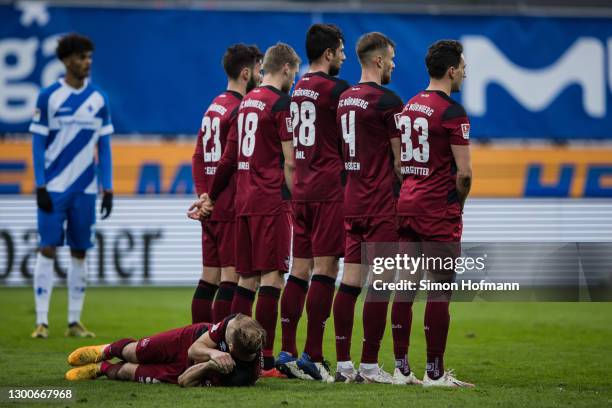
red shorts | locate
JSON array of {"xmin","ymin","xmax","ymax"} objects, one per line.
[
  {"xmin": 397, "ymin": 215, "xmax": 463, "ymax": 243},
  {"xmin": 292, "ymin": 201, "xmax": 344, "ymax": 259},
  {"xmin": 234, "ymin": 209, "xmax": 291, "ymax": 276},
  {"xmin": 344, "ymin": 216, "xmax": 398, "ymax": 264},
  {"xmin": 201, "ymin": 220, "xmax": 235, "ymax": 268},
  {"xmin": 134, "ymin": 323, "xmax": 207, "ymax": 384}
]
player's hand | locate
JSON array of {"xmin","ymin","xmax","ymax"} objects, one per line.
[
  {"xmin": 209, "ymin": 350, "xmax": 235, "ymax": 374},
  {"xmin": 36, "ymin": 187, "xmax": 53, "ymax": 212},
  {"xmin": 187, "ymin": 194, "xmax": 214, "ymax": 220},
  {"xmin": 100, "ymin": 191, "xmax": 113, "ymax": 219}
]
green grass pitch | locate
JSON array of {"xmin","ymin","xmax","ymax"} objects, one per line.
[{"xmin": 0, "ymin": 287, "xmax": 610, "ymax": 407}]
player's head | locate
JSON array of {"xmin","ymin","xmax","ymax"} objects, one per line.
[
  {"xmin": 305, "ymin": 23, "xmax": 346, "ymax": 76},
  {"xmin": 356, "ymin": 32, "xmax": 396, "ymax": 85},
  {"xmin": 226, "ymin": 314, "xmax": 266, "ymax": 362},
  {"xmin": 262, "ymin": 42, "xmax": 301, "ymax": 93},
  {"xmin": 223, "ymin": 44, "xmax": 264, "ymax": 93},
  {"xmin": 425, "ymin": 40, "xmax": 465, "ymax": 92},
  {"xmin": 56, "ymin": 33, "xmax": 94, "ymax": 80}
]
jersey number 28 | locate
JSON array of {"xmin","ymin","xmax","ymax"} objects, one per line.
[{"xmin": 290, "ymin": 101, "xmax": 316, "ymax": 147}]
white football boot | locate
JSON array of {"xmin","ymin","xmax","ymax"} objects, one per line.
[
  {"xmin": 356, "ymin": 365, "xmax": 394, "ymax": 384},
  {"xmin": 422, "ymin": 369, "xmax": 475, "ymax": 388},
  {"xmin": 392, "ymin": 368, "xmax": 423, "ymax": 385}
]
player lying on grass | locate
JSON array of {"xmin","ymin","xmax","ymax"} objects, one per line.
[{"xmin": 65, "ymin": 314, "xmax": 265, "ymax": 387}]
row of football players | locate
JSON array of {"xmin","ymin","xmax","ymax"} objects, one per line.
[{"xmin": 187, "ymin": 24, "xmax": 473, "ymax": 387}]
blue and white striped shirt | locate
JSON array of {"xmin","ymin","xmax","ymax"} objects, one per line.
[{"xmin": 30, "ymin": 78, "xmax": 113, "ymax": 194}]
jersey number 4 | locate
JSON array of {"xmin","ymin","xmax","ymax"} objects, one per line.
[
  {"xmin": 237, "ymin": 112, "xmax": 258, "ymax": 157},
  {"xmin": 399, "ymin": 116, "xmax": 429, "ymax": 163},
  {"xmin": 340, "ymin": 111, "xmax": 356, "ymax": 157},
  {"xmin": 290, "ymin": 101, "xmax": 316, "ymax": 147},
  {"xmin": 201, "ymin": 116, "xmax": 221, "ymax": 162}
]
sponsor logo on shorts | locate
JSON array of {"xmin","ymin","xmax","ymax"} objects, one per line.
[{"xmin": 140, "ymin": 337, "xmax": 150, "ymax": 348}]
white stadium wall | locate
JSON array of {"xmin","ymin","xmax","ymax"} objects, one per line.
[{"xmin": 1, "ymin": 197, "xmax": 611, "ymax": 286}]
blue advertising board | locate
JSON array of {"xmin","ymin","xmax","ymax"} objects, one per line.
[{"xmin": 1, "ymin": 3, "xmax": 611, "ymax": 138}]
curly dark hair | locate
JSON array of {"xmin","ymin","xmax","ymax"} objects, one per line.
[{"xmin": 56, "ymin": 33, "xmax": 94, "ymax": 60}]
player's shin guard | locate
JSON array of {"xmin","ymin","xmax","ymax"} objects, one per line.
[
  {"xmin": 391, "ymin": 293, "xmax": 414, "ymax": 373},
  {"xmin": 104, "ymin": 338, "xmax": 136, "ymax": 360},
  {"xmin": 333, "ymin": 283, "xmax": 361, "ymax": 363},
  {"xmin": 34, "ymin": 253, "xmax": 54, "ymax": 326},
  {"xmin": 280, "ymin": 275, "xmax": 308, "ymax": 357},
  {"xmin": 68, "ymin": 256, "xmax": 87, "ymax": 324},
  {"xmin": 303, "ymin": 274, "xmax": 336, "ymax": 362},
  {"xmin": 361, "ymin": 288, "xmax": 391, "ymax": 364},
  {"xmin": 231, "ymin": 286, "xmax": 256, "ymax": 316},
  {"xmin": 256, "ymin": 286, "xmax": 281, "ymax": 370},
  {"xmin": 424, "ymin": 297, "xmax": 451, "ymax": 380},
  {"xmin": 191, "ymin": 279, "xmax": 218, "ymax": 323},
  {"xmin": 213, "ymin": 281, "xmax": 237, "ymax": 322}
]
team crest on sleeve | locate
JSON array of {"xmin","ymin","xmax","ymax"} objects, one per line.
[
  {"xmin": 211, "ymin": 323, "xmax": 220, "ymax": 332},
  {"xmin": 285, "ymin": 117, "xmax": 294, "ymax": 133},
  {"xmin": 33, "ymin": 108, "xmax": 41, "ymax": 122},
  {"xmin": 461, "ymin": 123, "xmax": 470, "ymax": 139},
  {"xmin": 394, "ymin": 113, "xmax": 402, "ymax": 129}
]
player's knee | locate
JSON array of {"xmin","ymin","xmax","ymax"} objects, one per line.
[
  {"xmin": 312, "ymin": 258, "xmax": 338, "ymax": 278},
  {"xmin": 121, "ymin": 342, "xmax": 139, "ymax": 363},
  {"xmin": 260, "ymin": 270, "xmax": 284, "ymax": 288},
  {"xmin": 202, "ymin": 267, "xmax": 221, "ymax": 284},
  {"xmin": 40, "ymin": 247, "xmax": 56, "ymax": 259},
  {"xmin": 220, "ymin": 267, "xmax": 238, "ymax": 283},
  {"xmin": 290, "ymin": 259, "xmax": 311, "ymax": 280},
  {"xmin": 238, "ymin": 276, "xmax": 259, "ymax": 291}
]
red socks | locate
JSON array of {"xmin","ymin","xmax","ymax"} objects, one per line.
[
  {"xmin": 425, "ymin": 300, "xmax": 450, "ymax": 380},
  {"xmin": 280, "ymin": 275, "xmax": 308, "ymax": 356},
  {"xmin": 333, "ymin": 283, "xmax": 361, "ymax": 362},
  {"xmin": 303, "ymin": 274, "xmax": 336, "ymax": 362},
  {"xmin": 100, "ymin": 361, "xmax": 124, "ymax": 379},
  {"xmin": 256, "ymin": 285, "xmax": 281, "ymax": 368},
  {"xmin": 231, "ymin": 286, "xmax": 256, "ymax": 316},
  {"xmin": 391, "ymin": 294, "xmax": 414, "ymax": 363},
  {"xmin": 213, "ymin": 281, "xmax": 237, "ymax": 322},
  {"xmin": 360, "ymin": 289, "xmax": 391, "ymax": 364},
  {"xmin": 104, "ymin": 338, "xmax": 135, "ymax": 360},
  {"xmin": 191, "ymin": 279, "xmax": 218, "ymax": 323}
]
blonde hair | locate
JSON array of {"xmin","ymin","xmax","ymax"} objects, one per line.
[
  {"xmin": 263, "ymin": 42, "xmax": 301, "ymax": 74},
  {"xmin": 229, "ymin": 314, "xmax": 266, "ymax": 360}
]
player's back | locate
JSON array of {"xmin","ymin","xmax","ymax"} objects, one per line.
[
  {"xmin": 397, "ymin": 90, "xmax": 470, "ymax": 218},
  {"xmin": 195, "ymin": 90, "xmax": 242, "ymax": 221},
  {"xmin": 291, "ymin": 72, "xmax": 350, "ymax": 202},
  {"xmin": 234, "ymin": 85, "xmax": 292, "ymax": 216},
  {"xmin": 336, "ymin": 82, "xmax": 403, "ymax": 217}
]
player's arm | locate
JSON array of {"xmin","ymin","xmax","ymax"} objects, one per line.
[
  {"xmin": 451, "ymin": 144, "xmax": 472, "ymax": 210},
  {"xmin": 192, "ymin": 120, "xmax": 207, "ymax": 197},
  {"xmin": 178, "ymin": 361, "xmax": 221, "ymax": 387},
  {"xmin": 389, "ymin": 137, "xmax": 402, "ymax": 181},
  {"xmin": 97, "ymin": 96, "xmax": 114, "ymax": 219},
  {"xmin": 188, "ymin": 331, "xmax": 235, "ymax": 372},
  {"xmin": 281, "ymin": 140, "xmax": 295, "ymax": 195},
  {"xmin": 30, "ymin": 92, "xmax": 52, "ymax": 212},
  {"xmin": 443, "ymin": 103, "xmax": 472, "ymax": 210},
  {"xmin": 208, "ymin": 114, "xmax": 239, "ymax": 203}
]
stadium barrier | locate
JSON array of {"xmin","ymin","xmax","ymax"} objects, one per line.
[
  {"xmin": 1, "ymin": 197, "xmax": 611, "ymax": 287},
  {"xmin": 1, "ymin": 141, "xmax": 611, "ymax": 197}
]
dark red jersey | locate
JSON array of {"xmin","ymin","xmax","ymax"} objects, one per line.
[
  {"xmin": 397, "ymin": 90, "xmax": 471, "ymax": 218},
  {"xmin": 210, "ymin": 86, "xmax": 293, "ymax": 216},
  {"xmin": 291, "ymin": 72, "xmax": 350, "ymax": 202},
  {"xmin": 336, "ymin": 82, "xmax": 403, "ymax": 217},
  {"xmin": 192, "ymin": 90, "xmax": 242, "ymax": 221}
]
